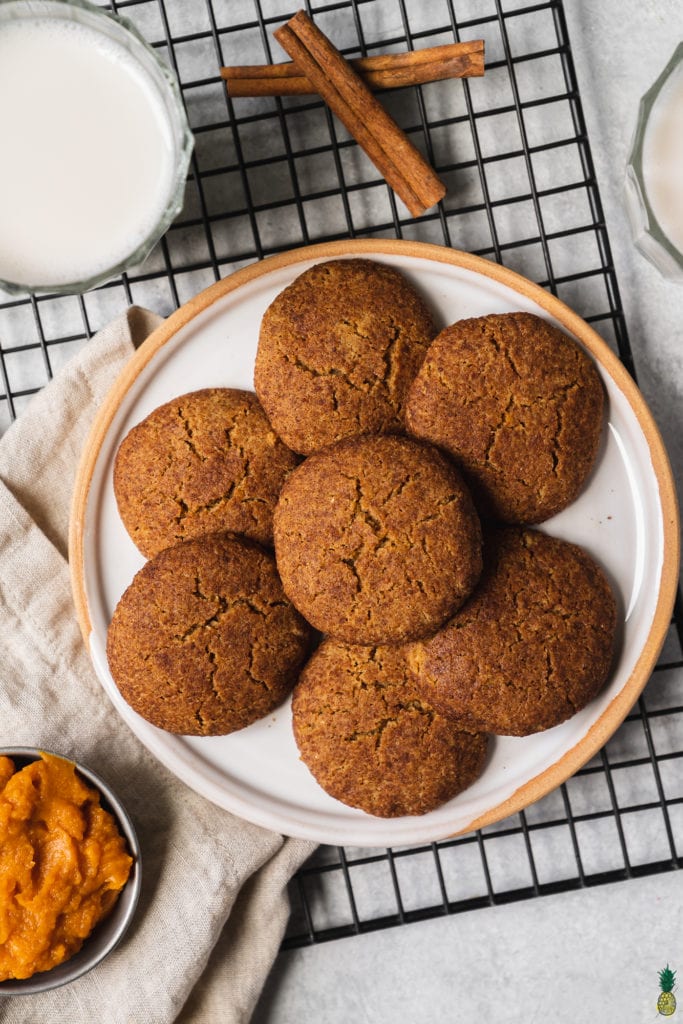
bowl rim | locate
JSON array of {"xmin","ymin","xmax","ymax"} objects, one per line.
[{"xmin": 0, "ymin": 746, "xmax": 142, "ymax": 996}]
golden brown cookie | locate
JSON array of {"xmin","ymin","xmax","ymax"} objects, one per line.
[
  {"xmin": 409, "ymin": 527, "xmax": 617, "ymax": 736},
  {"xmin": 273, "ymin": 434, "xmax": 482, "ymax": 645},
  {"xmin": 113, "ymin": 388, "xmax": 299, "ymax": 558},
  {"xmin": 292, "ymin": 640, "xmax": 489, "ymax": 817},
  {"xmin": 106, "ymin": 532, "xmax": 312, "ymax": 736},
  {"xmin": 404, "ymin": 312, "xmax": 604, "ymax": 523},
  {"xmin": 254, "ymin": 259, "xmax": 436, "ymax": 455}
]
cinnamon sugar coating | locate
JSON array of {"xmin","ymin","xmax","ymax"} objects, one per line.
[
  {"xmin": 254, "ymin": 259, "xmax": 436, "ymax": 455},
  {"xmin": 292, "ymin": 639, "xmax": 488, "ymax": 817},
  {"xmin": 273, "ymin": 434, "xmax": 482, "ymax": 645},
  {"xmin": 107, "ymin": 532, "xmax": 312, "ymax": 736},
  {"xmin": 409, "ymin": 527, "xmax": 617, "ymax": 736},
  {"xmin": 405, "ymin": 312, "xmax": 604, "ymax": 523},
  {"xmin": 114, "ymin": 388, "xmax": 299, "ymax": 558}
]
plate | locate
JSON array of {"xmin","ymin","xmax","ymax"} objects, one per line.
[{"xmin": 70, "ymin": 239, "xmax": 679, "ymax": 847}]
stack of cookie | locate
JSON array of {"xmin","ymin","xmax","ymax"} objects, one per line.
[
  {"xmin": 107, "ymin": 388, "xmax": 313, "ymax": 736},
  {"xmin": 106, "ymin": 258, "xmax": 617, "ymax": 820}
]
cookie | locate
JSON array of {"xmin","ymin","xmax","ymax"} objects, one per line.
[
  {"xmin": 106, "ymin": 532, "xmax": 312, "ymax": 736},
  {"xmin": 404, "ymin": 312, "xmax": 604, "ymax": 523},
  {"xmin": 254, "ymin": 258, "xmax": 436, "ymax": 455},
  {"xmin": 292, "ymin": 640, "xmax": 489, "ymax": 817},
  {"xmin": 409, "ymin": 527, "xmax": 617, "ymax": 736},
  {"xmin": 273, "ymin": 434, "xmax": 482, "ymax": 645},
  {"xmin": 113, "ymin": 388, "xmax": 299, "ymax": 558}
]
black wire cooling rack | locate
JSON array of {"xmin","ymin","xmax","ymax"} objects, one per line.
[{"xmin": 1, "ymin": 0, "xmax": 681, "ymax": 949}]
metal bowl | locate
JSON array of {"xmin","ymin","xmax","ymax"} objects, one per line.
[{"xmin": 0, "ymin": 747, "xmax": 141, "ymax": 996}]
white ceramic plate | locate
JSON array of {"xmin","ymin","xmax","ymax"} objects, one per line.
[{"xmin": 70, "ymin": 240, "xmax": 679, "ymax": 847}]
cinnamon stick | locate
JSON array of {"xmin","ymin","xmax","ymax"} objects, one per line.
[
  {"xmin": 222, "ymin": 40, "xmax": 485, "ymax": 97},
  {"xmin": 273, "ymin": 11, "xmax": 446, "ymax": 218}
]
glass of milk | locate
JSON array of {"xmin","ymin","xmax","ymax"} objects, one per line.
[
  {"xmin": 625, "ymin": 42, "xmax": 683, "ymax": 282},
  {"xmin": 0, "ymin": 0, "xmax": 193, "ymax": 294}
]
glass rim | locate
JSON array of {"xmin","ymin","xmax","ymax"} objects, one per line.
[
  {"xmin": 0, "ymin": 0, "xmax": 194, "ymax": 297},
  {"xmin": 626, "ymin": 41, "xmax": 683, "ymax": 274}
]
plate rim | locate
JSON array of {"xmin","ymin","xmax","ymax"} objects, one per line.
[{"xmin": 69, "ymin": 238, "xmax": 680, "ymax": 841}]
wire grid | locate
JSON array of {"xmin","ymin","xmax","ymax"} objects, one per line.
[{"xmin": 1, "ymin": 0, "xmax": 681, "ymax": 947}]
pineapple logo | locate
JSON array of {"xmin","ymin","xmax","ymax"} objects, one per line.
[{"xmin": 658, "ymin": 965, "xmax": 677, "ymax": 1016}]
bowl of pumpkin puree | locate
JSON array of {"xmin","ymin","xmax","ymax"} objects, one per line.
[{"xmin": 0, "ymin": 748, "xmax": 141, "ymax": 994}]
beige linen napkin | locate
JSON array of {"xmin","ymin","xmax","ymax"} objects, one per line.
[{"xmin": 0, "ymin": 307, "xmax": 315, "ymax": 1024}]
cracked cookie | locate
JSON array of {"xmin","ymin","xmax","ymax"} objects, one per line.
[
  {"xmin": 292, "ymin": 639, "xmax": 489, "ymax": 817},
  {"xmin": 113, "ymin": 388, "xmax": 299, "ymax": 558},
  {"xmin": 254, "ymin": 258, "xmax": 436, "ymax": 455},
  {"xmin": 404, "ymin": 312, "xmax": 604, "ymax": 523},
  {"xmin": 106, "ymin": 532, "xmax": 313, "ymax": 736},
  {"xmin": 409, "ymin": 526, "xmax": 617, "ymax": 736},
  {"xmin": 273, "ymin": 434, "xmax": 482, "ymax": 644}
]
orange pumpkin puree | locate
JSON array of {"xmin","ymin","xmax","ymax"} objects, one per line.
[{"xmin": 0, "ymin": 752, "xmax": 133, "ymax": 981}]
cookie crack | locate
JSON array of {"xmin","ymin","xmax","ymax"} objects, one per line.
[
  {"xmin": 176, "ymin": 485, "xmax": 238, "ymax": 525},
  {"xmin": 550, "ymin": 382, "xmax": 581, "ymax": 477},
  {"xmin": 342, "ymin": 473, "xmax": 388, "ymax": 544},
  {"xmin": 404, "ymin": 571, "xmax": 427, "ymax": 597},
  {"xmin": 174, "ymin": 495, "xmax": 190, "ymax": 526},
  {"xmin": 482, "ymin": 394, "xmax": 516, "ymax": 468},
  {"xmin": 414, "ymin": 493, "xmax": 459, "ymax": 527},
  {"xmin": 206, "ymin": 646, "xmax": 220, "ymax": 701},
  {"xmin": 341, "ymin": 556, "xmax": 362, "ymax": 594},
  {"xmin": 173, "ymin": 598, "xmax": 229, "ymax": 641},
  {"xmin": 381, "ymin": 476, "xmax": 411, "ymax": 505},
  {"xmin": 486, "ymin": 325, "xmax": 522, "ymax": 379},
  {"xmin": 246, "ymin": 647, "xmax": 270, "ymax": 693},
  {"xmin": 398, "ymin": 698, "xmax": 435, "ymax": 723},
  {"xmin": 172, "ymin": 590, "xmax": 284, "ymax": 642},
  {"xmin": 280, "ymin": 342, "xmax": 391, "ymax": 401},
  {"xmin": 177, "ymin": 406, "xmax": 206, "ymax": 462},
  {"xmin": 347, "ymin": 717, "xmax": 394, "ymax": 749},
  {"xmin": 234, "ymin": 595, "xmax": 288, "ymax": 618},
  {"xmin": 284, "ymin": 351, "xmax": 358, "ymax": 391},
  {"xmin": 381, "ymin": 320, "xmax": 402, "ymax": 397},
  {"xmin": 345, "ymin": 700, "xmax": 434, "ymax": 749},
  {"xmin": 339, "ymin": 317, "xmax": 372, "ymax": 342},
  {"xmin": 224, "ymin": 417, "xmax": 248, "ymax": 452}
]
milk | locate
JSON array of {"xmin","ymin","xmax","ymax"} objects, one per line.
[
  {"xmin": 0, "ymin": 16, "xmax": 177, "ymax": 289},
  {"xmin": 642, "ymin": 61, "xmax": 683, "ymax": 255}
]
